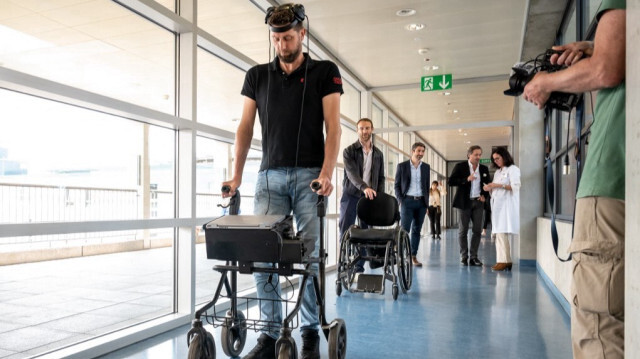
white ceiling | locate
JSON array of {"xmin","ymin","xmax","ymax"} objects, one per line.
[{"xmin": 297, "ymin": 0, "xmax": 527, "ymax": 160}]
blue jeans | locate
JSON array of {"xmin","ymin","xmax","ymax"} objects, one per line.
[
  {"xmin": 400, "ymin": 198, "xmax": 427, "ymax": 256},
  {"xmin": 253, "ymin": 167, "xmax": 321, "ymax": 338}
]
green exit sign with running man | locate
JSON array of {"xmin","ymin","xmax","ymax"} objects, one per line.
[{"xmin": 421, "ymin": 74, "xmax": 453, "ymax": 92}]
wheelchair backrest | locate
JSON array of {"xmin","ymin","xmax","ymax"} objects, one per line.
[{"xmin": 356, "ymin": 192, "xmax": 399, "ymax": 227}]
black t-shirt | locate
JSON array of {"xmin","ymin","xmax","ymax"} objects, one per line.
[{"xmin": 241, "ymin": 53, "xmax": 343, "ymax": 170}]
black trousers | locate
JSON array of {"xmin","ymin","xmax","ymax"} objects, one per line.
[
  {"xmin": 427, "ymin": 205, "xmax": 441, "ymax": 235},
  {"xmin": 457, "ymin": 199, "xmax": 484, "ymax": 259}
]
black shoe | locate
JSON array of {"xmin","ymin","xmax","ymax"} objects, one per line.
[
  {"xmin": 436, "ymin": 234, "xmax": 441, "ymax": 240},
  {"xmin": 354, "ymin": 266, "xmax": 365, "ymax": 273},
  {"xmin": 243, "ymin": 333, "xmax": 276, "ymax": 359},
  {"xmin": 469, "ymin": 258, "xmax": 483, "ymax": 266},
  {"xmin": 461, "ymin": 257, "xmax": 468, "ymax": 266},
  {"xmin": 300, "ymin": 329, "xmax": 320, "ymax": 359},
  {"xmin": 369, "ymin": 259, "xmax": 384, "ymax": 269}
]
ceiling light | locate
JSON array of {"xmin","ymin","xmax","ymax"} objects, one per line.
[
  {"xmin": 418, "ymin": 48, "xmax": 429, "ymax": 55},
  {"xmin": 396, "ymin": 9, "xmax": 417, "ymax": 17},
  {"xmin": 405, "ymin": 23, "xmax": 425, "ymax": 31},
  {"xmin": 431, "ymin": 65, "xmax": 439, "ymax": 70},
  {"xmin": 443, "ymin": 92, "xmax": 451, "ymax": 96},
  {"xmin": 453, "ymin": 109, "xmax": 459, "ymax": 114}
]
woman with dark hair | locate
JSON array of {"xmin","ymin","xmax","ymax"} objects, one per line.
[
  {"xmin": 482, "ymin": 147, "xmax": 520, "ymax": 271},
  {"xmin": 428, "ymin": 180, "xmax": 442, "ymax": 239}
]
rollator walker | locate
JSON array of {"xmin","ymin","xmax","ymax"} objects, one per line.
[
  {"xmin": 336, "ymin": 192, "xmax": 412, "ymax": 300},
  {"xmin": 187, "ymin": 183, "xmax": 347, "ymax": 359}
]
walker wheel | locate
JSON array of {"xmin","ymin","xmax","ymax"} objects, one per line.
[
  {"xmin": 328, "ymin": 318, "xmax": 347, "ymax": 359},
  {"xmin": 221, "ymin": 311, "xmax": 247, "ymax": 357},
  {"xmin": 335, "ymin": 279, "xmax": 342, "ymax": 296},
  {"xmin": 187, "ymin": 329, "xmax": 215, "ymax": 359},
  {"xmin": 276, "ymin": 336, "xmax": 297, "ymax": 359}
]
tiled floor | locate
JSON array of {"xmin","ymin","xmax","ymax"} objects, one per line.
[
  {"xmin": 96, "ymin": 230, "xmax": 572, "ymax": 359},
  {"xmin": 0, "ymin": 244, "xmax": 255, "ymax": 358}
]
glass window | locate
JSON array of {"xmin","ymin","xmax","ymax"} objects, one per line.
[
  {"xmin": 560, "ymin": 4, "xmax": 577, "ymax": 44},
  {"xmin": 196, "ymin": 137, "xmax": 230, "ymax": 218},
  {"xmin": 1, "ymin": 228, "xmax": 175, "ymax": 348},
  {"xmin": 0, "ymin": 1, "xmax": 176, "ymax": 114},
  {"xmin": 371, "ymin": 104, "xmax": 383, "ymax": 129},
  {"xmin": 339, "ymin": 126, "xmax": 357, "ymax": 165},
  {"xmin": 403, "ymin": 132, "xmax": 411, "ymax": 155},
  {"xmin": 341, "ymin": 80, "xmax": 360, "ymax": 122},
  {"xmin": 198, "ymin": 0, "xmax": 270, "ymax": 64},
  {"xmin": 387, "ymin": 149, "xmax": 400, "ymax": 179},
  {"xmin": 0, "ymin": 89, "xmax": 175, "ymax": 224},
  {"xmin": 586, "ymin": 0, "xmax": 603, "ymax": 28},
  {"xmin": 197, "ymin": 49, "xmax": 257, "ymax": 137},
  {"xmin": 388, "ymin": 116, "xmax": 399, "ymax": 148}
]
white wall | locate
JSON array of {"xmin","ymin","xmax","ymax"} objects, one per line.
[
  {"xmin": 536, "ymin": 218, "xmax": 573, "ymax": 304},
  {"xmin": 626, "ymin": 0, "xmax": 639, "ymax": 356}
]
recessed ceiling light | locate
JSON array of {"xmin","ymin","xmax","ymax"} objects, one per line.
[
  {"xmin": 453, "ymin": 109, "xmax": 459, "ymax": 114},
  {"xmin": 443, "ymin": 91, "xmax": 451, "ymax": 96},
  {"xmin": 418, "ymin": 48, "xmax": 429, "ymax": 55},
  {"xmin": 431, "ymin": 65, "xmax": 439, "ymax": 70},
  {"xmin": 405, "ymin": 23, "xmax": 425, "ymax": 31},
  {"xmin": 396, "ymin": 9, "xmax": 417, "ymax": 17}
]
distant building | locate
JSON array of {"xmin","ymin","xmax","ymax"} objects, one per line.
[{"xmin": 0, "ymin": 147, "xmax": 27, "ymax": 175}]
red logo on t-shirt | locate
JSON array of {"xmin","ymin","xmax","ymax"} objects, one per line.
[{"xmin": 333, "ymin": 77, "xmax": 342, "ymax": 85}]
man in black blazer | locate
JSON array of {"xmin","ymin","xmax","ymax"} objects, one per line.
[
  {"xmin": 449, "ymin": 145, "xmax": 491, "ymax": 266},
  {"xmin": 339, "ymin": 118, "xmax": 385, "ymax": 272},
  {"xmin": 394, "ymin": 142, "xmax": 430, "ymax": 267}
]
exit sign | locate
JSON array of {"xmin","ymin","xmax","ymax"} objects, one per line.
[
  {"xmin": 480, "ymin": 158, "xmax": 492, "ymax": 164},
  {"xmin": 421, "ymin": 74, "xmax": 452, "ymax": 92}
]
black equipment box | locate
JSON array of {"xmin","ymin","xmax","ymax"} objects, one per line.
[{"xmin": 203, "ymin": 215, "xmax": 314, "ymax": 264}]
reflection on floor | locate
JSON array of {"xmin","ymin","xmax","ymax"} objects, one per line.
[{"xmin": 98, "ymin": 229, "xmax": 572, "ymax": 359}]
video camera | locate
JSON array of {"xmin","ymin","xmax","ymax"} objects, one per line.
[{"xmin": 504, "ymin": 49, "xmax": 582, "ymax": 112}]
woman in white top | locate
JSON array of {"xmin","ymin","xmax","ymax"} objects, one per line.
[
  {"xmin": 482, "ymin": 147, "xmax": 521, "ymax": 271},
  {"xmin": 428, "ymin": 181, "xmax": 442, "ymax": 239}
]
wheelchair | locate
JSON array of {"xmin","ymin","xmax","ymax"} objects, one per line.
[{"xmin": 335, "ymin": 192, "xmax": 412, "ymax": 300}]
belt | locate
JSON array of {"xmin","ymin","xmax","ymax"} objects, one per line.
[{"xmin": 407, "ymin": 196, "xmax": 424, "ymax": 200}]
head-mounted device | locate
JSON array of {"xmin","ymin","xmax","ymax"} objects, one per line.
[{"xmin": 265, "ymin": 3, "xmax": 306, "ymax": 33}]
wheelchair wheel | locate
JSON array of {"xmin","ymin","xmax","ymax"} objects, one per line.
[
  {"xmin": 221, "ymin": 310, "xmax": 247, "ymax": 357},
  {"xmin": 398, "ymin": 230, "xmax": 413, "ymax": 292},
  {"xmin": 276, "ymin": 336, "xmax": 297, "ymax": 359},
  {"xmin": 328, "ymin": 318, "xmax": 347, "ymax": 359},
  {"xmin": 337, "ymin": 236, "xmax": 357, "ymax": 291},
  {"xmin": 187, "ymin": 330, "xmax": 215, "ymax": 359},
  {"xmin": 335, "ymin": 279, "xmax": 342, "ymax": 296}
]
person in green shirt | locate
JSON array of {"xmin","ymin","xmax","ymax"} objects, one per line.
[{"xmin": 523, "ymin": 1, "xmax": 626, "ymax": 357}]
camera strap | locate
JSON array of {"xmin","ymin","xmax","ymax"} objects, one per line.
[{"xmin": 544, "ymin": 107, "xmax": 572, "ymax": 262}]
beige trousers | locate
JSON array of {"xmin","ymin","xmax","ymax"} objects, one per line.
[
  {"xmin": 494, "ymin": 233, "xmax": 513, "ymax": 263},
  {"xmin": 570, "ymin": 197, "xmax": 625, "ymax": 359}
]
